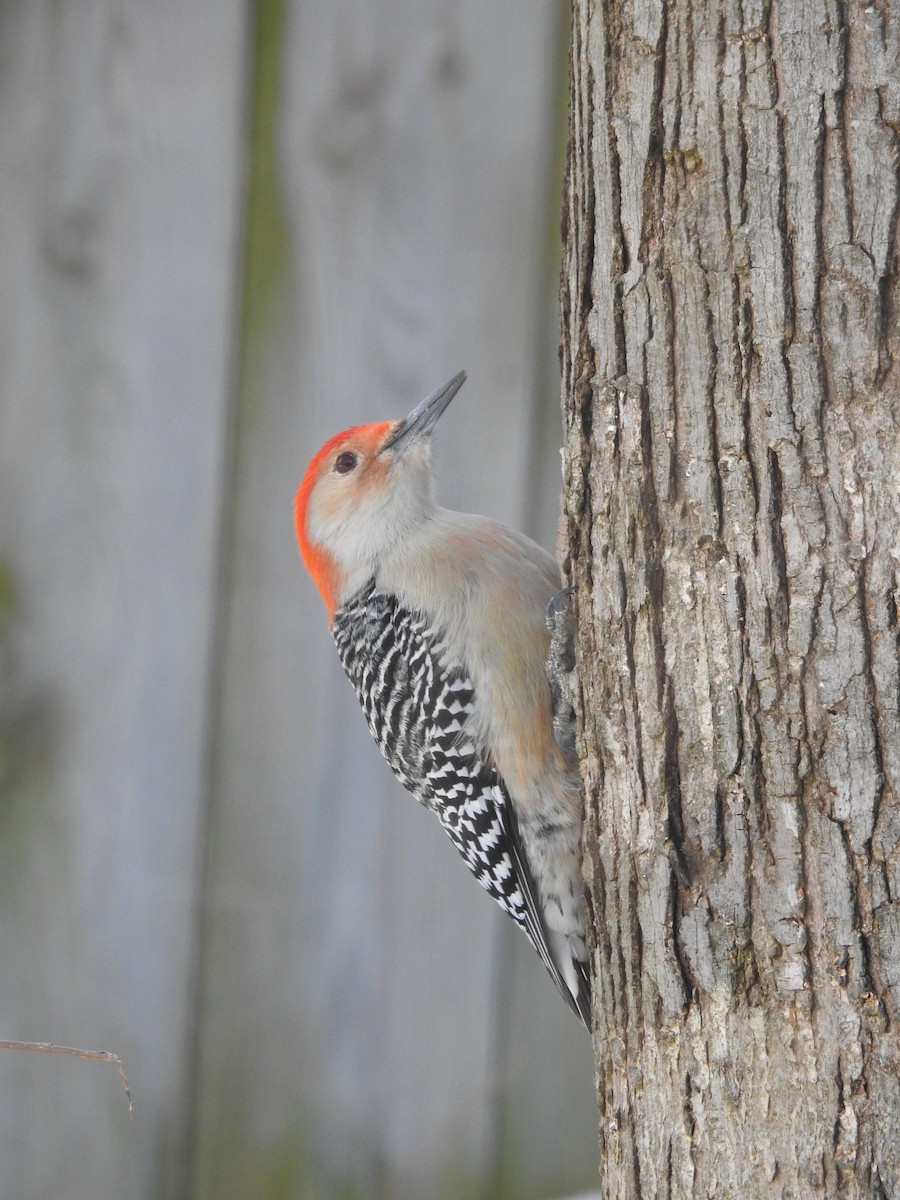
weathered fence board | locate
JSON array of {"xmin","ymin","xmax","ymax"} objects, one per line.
[{"xmin": 0, "ymin": 3, "xmax": 247, "ymax": 1197}]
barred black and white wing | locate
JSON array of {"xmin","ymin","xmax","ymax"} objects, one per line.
[{"xmin": 332, "ymin": 581, "xmax": 587, "ymax": 1020}]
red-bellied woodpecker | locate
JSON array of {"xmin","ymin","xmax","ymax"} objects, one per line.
[{"xmin": 294, "ymin": 372, "xmax": 590, "ymax": 1026}]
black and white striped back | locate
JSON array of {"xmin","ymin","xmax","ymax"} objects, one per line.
[
  {"xmin": 332, "ymin": 582, "xmax": 529, "ymax": 924},
  {"xmin": 332, "ymin": 580, "xmax": 590, "ymax": 1025}
]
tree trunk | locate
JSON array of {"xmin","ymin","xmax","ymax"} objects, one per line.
[{"xmin": 560, "ymin": 1, "xmax": 900, "ymax": 1196}]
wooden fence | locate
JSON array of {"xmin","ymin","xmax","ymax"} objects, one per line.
[{"xmin": 0, "ymin": 3, "xmax": 597, "ymax": 1197}]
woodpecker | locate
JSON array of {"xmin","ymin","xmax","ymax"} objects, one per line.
[{"xmin": 295, "ymin": 372, "xmax": 590, "ymax": 1026}]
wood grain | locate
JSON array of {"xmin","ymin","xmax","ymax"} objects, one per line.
[{"xmin": 0, "ymin": 3, "xmax": 599, "ymax": 1200}]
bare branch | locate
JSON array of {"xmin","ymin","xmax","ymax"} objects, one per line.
[{"xmin": 0, "ymin": 1040, "xmax": 133, "ymax": 1115}]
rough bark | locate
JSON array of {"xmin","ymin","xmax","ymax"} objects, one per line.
[{"xmin": 560, "ymin": 1, "xmax": 900, "ymax": 1196}]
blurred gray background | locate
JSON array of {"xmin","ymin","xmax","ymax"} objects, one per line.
[{"xmin": 0, "ymin": 3, "xmax": 598, "ymax": 1198}]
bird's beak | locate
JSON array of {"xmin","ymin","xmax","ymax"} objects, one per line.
[{"xmin": 379, "ymin": 370, "xmax": 467, "ymax": 455}]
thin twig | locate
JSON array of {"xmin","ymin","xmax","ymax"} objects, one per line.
[{"xmin": 0, "ymin": 1040, "xmax": 133, "ymax": 1115}]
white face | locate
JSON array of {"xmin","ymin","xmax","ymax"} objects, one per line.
[{"xmin": 300, "ymin": 424, "xmax": 438, "ymax": 604}]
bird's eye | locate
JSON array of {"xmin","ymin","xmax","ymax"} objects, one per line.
[{"xmin": 334, "ymin": 451, "xmax": 358, "ymax": 475}]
